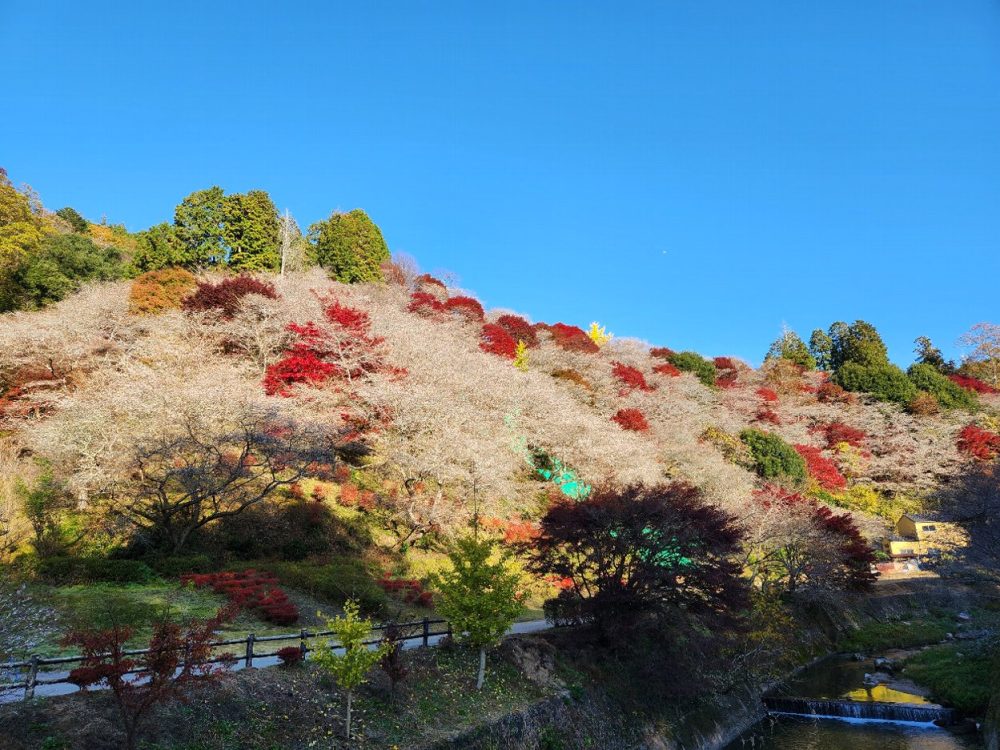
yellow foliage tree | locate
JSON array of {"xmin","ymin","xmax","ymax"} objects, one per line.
[{"xmin": 587, "ymin": 321, "xmax": 612, "ymax": 347}]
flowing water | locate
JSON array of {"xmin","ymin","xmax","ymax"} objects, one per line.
[{"xmin": 722, "ymin": 655, "xmax": 984, "ymax": 750}]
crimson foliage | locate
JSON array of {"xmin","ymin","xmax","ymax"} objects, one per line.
[
  {"xmin": 182, "ymin": 570, "xmax": 300, "ymax": 625},
  {"xmin": 496, "ymin": 314, "xmax": 538, "ymax": 347},
  {"xmin": 408, "ymin": 291, "xmax": 446, "ymax": 317},
  {"xmin": 713, "ymin": 357, "xmax": 739, "ymax": 370},
  {"xmin": 650, "ymin": 347, "xmax": 675, "ymax": 359},
  {"xmin": 794, "ymin": 444, "xmax": 847, "ymax": 490},
  {"xmin": 479, "ymin": 323, "xmax": 518, "ymax": 359},
  {"xmin": 612, "ymin": 408, "xmax": 649, "ymax": 432},
  {"xmin": 64, "ymin": 607, "xmax": 236, "ymax": 750},
  {"xmin": 957, "ymin": 425, "xmax": 1000, "ymax": 461},
  {"xmin": 823, "ymin": 422, "xmax": 866, "ymax": 449},
  {"xmin": 415, "ymin": 273, "xmax": 446, "ymax": 290},
  {"xmin": 547, "ymin": 323, "xmax": 599, "ymax": 354},
  {"xmin": 756, "ymin": 387, "xmax": 779, "ymax": 402},
  {"xmin": 611, "ymin": 361, "xmax": 654, "ymax": 393},
  {"xmin": 949, "ymin": 374, "xmax": 999, "ymax": 395},
  {"xmin": 443, "ymin": 295, "xmax": 484, "ymax": 322},
  {"xmin": 183, "ymin": 275, "xmax": 277, "ymax": 318},
  {"xmin": 652, "ymin": 362, "xmax": 681, "ymax": 377}
]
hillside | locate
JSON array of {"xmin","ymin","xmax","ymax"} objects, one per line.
[{"xmin": 1, "ymin": 264, "xmax": 996, "ymax": 555}]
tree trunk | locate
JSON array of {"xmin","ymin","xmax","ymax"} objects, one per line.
[
  {"xmin": 345, "ymin": 689, "xmax": 352, "ymax": 738},
  {"xmin": 476, "ymin": 646, "xmax": 486, "ymax": 690}
]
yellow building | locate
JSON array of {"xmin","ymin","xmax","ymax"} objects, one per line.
[{"xmin": 883, "ymin": 514, "xmax": 965, "ymax": 559}]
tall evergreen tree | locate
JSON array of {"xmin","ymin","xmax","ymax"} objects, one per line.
[
  {"xmin": 764, "ymin": 328, "xmax": 816, "ymax": 369},
  {"xmin": 132, "ymin": 222, "xmax": 184, "ymax": 272},
  {"xmin": 173, "ymin": 186, "xmax": 225, "ymax": 266},
  {"xmin": 809, "ymin": 329, "xmax": 834, "ymax": 371},
  {"xmin": 914, "ymin": 336, "xmax": 954, "ymax": 374},
  {"xmin": 55, "ymin": 207, "xmax": 88, "ymax": 233},
  {"xmin": 223, "ymin": 190, "xmax": 280, "ymax": 271},
  {"xmin": 829, "ymin": 320, "xmax": 889, "ymax": 370},
  {"xmin": 309, "ymin": 209, "xmax": 389, "ymax": 283}
]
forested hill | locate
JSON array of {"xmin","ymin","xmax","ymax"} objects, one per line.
[{"xmin": 1, "ymin": 172, "xmax": 999, "ymax": 577}]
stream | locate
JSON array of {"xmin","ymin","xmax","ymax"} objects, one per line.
[{"xmin": 722, "ymin": 654, "xmax": 984, "ymax": 750}]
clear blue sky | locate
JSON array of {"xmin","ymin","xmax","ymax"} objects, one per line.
[{"xmin": 3, "ymin": 2, "xmax": 998, "ymax": 365}]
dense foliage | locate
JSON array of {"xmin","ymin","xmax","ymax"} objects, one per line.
[
  {"xmin": 765, "ymin": 329, "xmax": 816, "ymax": 369},
  {"xmin": 833, "ymin": 361, "xmax": 917, "ymax": 404},
  {"xmin": 740, "ymin": 429, "xmax": 807, "ymax": 482},
  {"xmin": 128, "ymin": 268, "xmax": 197, "ymax": 314},
  {"xmin": 907, "ymin": 363, "xmax": 979, "ymax": 411},
  {"xmin": 309, "ymin": 209, "xmax": 389, "ymax": 283},
  {"xmin": 666, "ymin": 350, "xmax": 717, "ymax": 387}
]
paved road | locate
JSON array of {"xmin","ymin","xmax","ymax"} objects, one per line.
[{"xmin": 0, "ymin": 619, "xmax": 550, "ymax": 703}]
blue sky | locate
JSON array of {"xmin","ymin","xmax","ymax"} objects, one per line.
[{"xmin": 3, "ymin": 2, "xmax": 998, "ymax": 365}]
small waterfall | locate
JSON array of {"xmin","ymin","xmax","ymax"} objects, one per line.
[{"xmin": 764, "ymin": 696, "xmax": 954, "ymax": 724}]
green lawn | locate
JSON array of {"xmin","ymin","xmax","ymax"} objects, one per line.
[{"xmin": 903, "ymin": 642, "xmax": 997, "ymax": 715}]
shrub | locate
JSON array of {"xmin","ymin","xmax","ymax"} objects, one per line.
[
  {"xmin": 713, "ymin": 357, "xmax": 739, "ymax": 370},
  {"xmin": 739, "ymin": 429, "xmax": 807, "ymax": 482},
  {"xmin": 611, "ymin": 362, "xmax": 654, "ymax": 393},
  {"xmin": 495, "ymin": 314, "xmax": 538, "ymax": 347},
  {"xmin": 587, "ymin": 322, "xmax": 612, "ymax": 347},
  {"xmin": 652, "ymin": 362, "xmax": 681, "ymax": 377},
  {"xmin": 183, "ymin": 275, "xmax": 278, "ymax": 318},
  {"xmin": 650, "ymin": 347, "xmax": 675, "ymax": 359},
  {"xmin": 794, "ymin": 444, "xmax": 847, "ymax": 491},
  {"xmin": 823, "ymin": 422, "xmax": 866, "ymax": 449},
  {"xmin": 907, "ymin": 364, "xmax": 979, "ymax": 411},
  {"xmin": 480, "ymin": 323, "xmax": 518, "ymax": 359},
  {"xmin": 957, "ymin": 425, "xmax": 1000, "ymax": 461},
  {"xmin": 833, "ymin": 362, "xmax": 917, "ymax": 404},
  {"xmin": 309, "ymin": 208, "xmax": 390, "ymax": 283},
  {"xmin": 756, "ymin": 387, "xmax": 779, "ymax": 403},
  {"xmin": 37, "ymin": 557, "xmax": 155, "ymax": 584},
  {"xmin": 128, "ymin": 268, "xmax": 197, "ymax": 315},
  {"xmin": 817, "ymin": 381, "xmax": 854, "ymax": 404},
  {"xmin": 263, "ymin": 559, "xmax": 387, "ymax": 613},
  {"xmin": 183, "ymin": 569, "xmax": 300, "ymax": 625},
  {"xmin": 907, "ymin": 392, "xmax": 940, "ymax": 416},
  {"xmin": 765, "ymin": 330, "xmax": 816, "ymax": 370},
  {"xmin": 408, "ymin": 290, "xmax": 446, "ymax": 317},
  {"xmin": 817, "ymin": 485, "xmax": 921, "ymax": 522},
  {"xmin": 612, "ymin": 408, "xmax": 650, "ymax": 432},
  {"xmin": 144, "ymin": 555, "xmax": 213, "ymax": 578},
  {"xmin": 667, "ymin": 351, "xmax": 716, "ymax": 387},
  {"xmin": 715, "ymin": 370, "xmax": 739, "ymax": 389},
  {"xmin": 949, "ymin": 374, "xmax": 999, "ymax": 395},
  {"xmin": 755, "ymin": 407, "xmax": 781, "ymax": 425},
  {"xmin": 762, "ymin": 358, "xmax": 805, "ymax": 394},
  {"xmin": 700, "ymin": 426, "xmax": 752, "ymax": 467},
  {"xmin": 444, "ymin": 295, "xmax": 484, "ymax": 322},
  {"xmin": 415, "ymin": 273, "xmax": 446, "ymax": 290},
  {"xmin": 548, "ymin": 323, "xmax": 599, "ymax": 354},
  {"xmin": 276, "ymin": 645, "xmax": 304, "ymax": 666}
]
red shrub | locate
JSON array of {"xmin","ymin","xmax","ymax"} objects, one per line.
[
  {"xmin": 339, "ymin": 483, "xmax": 360, "ymax": 507},
  {"xmin": 715, "ymin": 370, "xmax": 739, "ymax": 389},
  {"xmin": 496, "ymin": 314, "xmax": 538, "ymax": 347},
  {"xmin": 415, "ymin": 273, "xmax": 446, "ymax": 290},
  {"xmin": 755, "ymin": 407, "xmax": 781, "ymax": 425},
  {"xmin": 756, "ymin": 387, "xmax": 779, "ymax": 403},
  {"xmin": 949, "ymin": 374, "xmax": 999, "ymax": 395},
  {"xmin": 276, "ymin": 645, "xmax": 304, "ymax": 665},
  {"xmin": 794, "ymin": 444, "xmax": 847, "ymax": 490},
  {"xmin": 263, "ymin": 298, "xmax": 399, "ymax": 397},
  {"xmin": 480, "ymin": 323, "xmax": 518, "ymax": 359},
  {"xmin": 611, "ymin": 361, "xmax": 654, "ymax": 393},
  {"xmin": 444, "ymin": 295, "xmax": 484, "ymax": 322},
  {"xmin": 408, "ymin": 291, "xmax": 446, "ymax": 317},
  {"xmin": 548, "ymin": 323, "xmax": 599, "ymax": 354},
  {"xmin": 957, "ymin": 425, "xmax": 1000, "ymax": 461},
  {"xmin": 650, "ymin": 347, "xmax": 675, "ymax": 359},
  {"xmin": 182, "ymin": 571, "xmax": 299, "ymax": 626},
  {"xmin": 503, "ymin": 520, "xmax": 541, "ymax": 544},
  {"xmin": 817, "ymin": 381, "xmax": 854, "ymax": 404},
  {"xmin": 713, "ymin": 357, "xmax": 739, "ymax": 370},
  {"xmin": 652, "ymin": 362, "xmax": 681, "ymax": 377},
  {"xmin": 183, "ymin": 275, "xmax": 278, "ymax": 318},
  {"xmin": 823, "ymin": 422, "xmax": 866, "ymax": 449},
  {"xmin": 612, "ymin": 408, "xmax": 650, "ymax": 432}
]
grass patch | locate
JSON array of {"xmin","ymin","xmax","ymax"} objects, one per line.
[
  {"xmin": 837, "ymin": 616, "xmax": 953, "ymax": 653},
  {"xmin": 903, "ymin": 642, "xmax": 997, "ymax": 715}
]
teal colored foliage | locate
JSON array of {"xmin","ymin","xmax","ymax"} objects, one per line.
[
  {"xmin": 833, "ymin": 362, "xmax": 918, "ymax": 404},
  {"xmin": 506, "ymin": 412, "xmax": 591, "ymax": 499},
  {"xmin": 667, "ymin": 351, "xmax": 717, "ymax": 387},
  {"xmin": 906, "ymin": 363, "xmax": 978, "ymax": 411},
  {"xmin": 739, "ymin": 428, "xmax": 807, "ymax": 482},
  {"xmin": 13, "ymin": 233, "xmax": 124, "ymax": 307}
]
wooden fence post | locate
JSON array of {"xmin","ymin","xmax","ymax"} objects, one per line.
[
  {"xmin": 422, "ymin": 617, "xmax": 430, "ymax": 647},
  {"xmin": 245, "ymin": 633, "xmax": 255, "ymax": 668},
  {"xmin": 299, "ymin": 628, "xmax": 308, "ymax": 660},
  {"xmin": 24, "ymin": 655, "xmax": 39, "ymax": 700}
]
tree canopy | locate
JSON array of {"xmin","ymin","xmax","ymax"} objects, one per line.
[{"xmin": 309, "ymin": 209, "xmax": 389, "ymax": 283}]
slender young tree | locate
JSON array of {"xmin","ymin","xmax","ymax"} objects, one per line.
[
  {"xmin": 433, "ymin": 533, "xmax": 525, "ymax": 689},
  {"xmin": 310, "ymin": 599, "xmax": 391, "ymax": 739}
]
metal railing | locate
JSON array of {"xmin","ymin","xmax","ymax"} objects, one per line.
[{"xmin": 0, "ymin": 617, "xmax": 450, "ymax": 702}]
